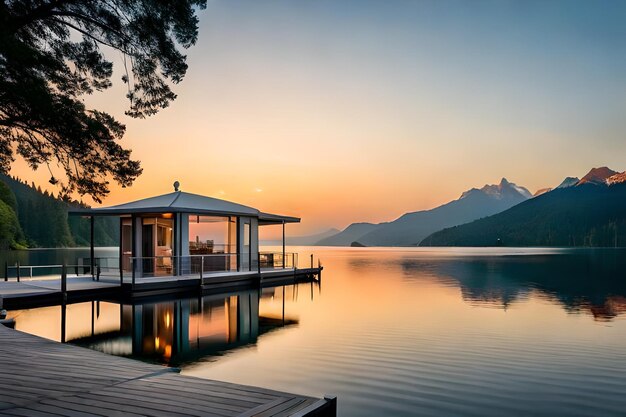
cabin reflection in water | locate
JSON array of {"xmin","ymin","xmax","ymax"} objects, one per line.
[{"xmin": 72, "ymin": 286, "xmax": 302, "ymax": 365}]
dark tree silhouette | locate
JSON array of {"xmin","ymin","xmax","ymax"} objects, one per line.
[{"xmin": 0, "ymin": 0, "xmax": 206, "ymax": 202}]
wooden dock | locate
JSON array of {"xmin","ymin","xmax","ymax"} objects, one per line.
[
  {"xmin": 0, "ymin": 267, "xmax": 322, "ymax": 309},
  {"xmin": 0, "ymin": 324, "xmax": 336, "ymax": 416}
]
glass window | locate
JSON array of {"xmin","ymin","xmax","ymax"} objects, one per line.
[{"xmin": 188, "ymin": 216, "xmax": 234, "ymax": 254}]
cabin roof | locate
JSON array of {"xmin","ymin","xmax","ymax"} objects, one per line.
[{"xmin": 69, "ymin": 191, "xmax": 300, "ymax": 224}]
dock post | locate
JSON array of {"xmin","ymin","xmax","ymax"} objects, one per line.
[
  {"xmin": 317, "ymin": 258, "xmax": 322, "ymax": 286},
  {"xmin": 131, "ymin": 259, "xmax": 136, "ymax": 291},
  {"xmin": 200, "ymin": 256, "xmax": 204, "ymax": 280},
  {"xmin": 324, "ymin": 395, "xmax": 338, "ymax": 415},
  {"xmin": 61, "ymin": 302, "xmax": 66, "ymax": 343},
  {"xmin": 90, "ymin": 215, "xmax": 95, "ymax": 279},
  {"xmin": 119, "ymin": 250, "xmax": 123, "ymax": 285},
  {"xmin": 282, "ymin": 285, "xmax": 285, "ymax": 326},
  {"xmin": 61, "ymin": 263, "xmax": 67, "ymax": 304},
  {"xmin": 16, "ymin": 261, "xmax": 20, "ymax": 282},
  {"xmin": 4, "ymin": 262, "xmax": 7, "ymax": 281},
  {"xmin": 310, "ymin": 254, "xmax": 313, "ymax": 269},
  {"xmin": 282, "ymin": 220, "xmax": 286, "ymax": 269}
]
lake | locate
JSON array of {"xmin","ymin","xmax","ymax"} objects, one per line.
[{"xmin": 6, "ymin": 247, "xmax": 626, "ymax": 416}]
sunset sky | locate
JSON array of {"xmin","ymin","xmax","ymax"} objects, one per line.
[{"xmin": 11, "ymin": 0, "xmax": 626, "ymax": 235}]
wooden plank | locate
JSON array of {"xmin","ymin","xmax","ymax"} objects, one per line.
[
  {"xmin": 0, "ymin": 408, "xmax": 63, "ymax": 417},
  {"xmin": 27, "ymin": 401, "xmax": 112, "ymax": 417},
  {"xmin": 238, "ymin": 398, "xmax": 290, "ymax": 417},
  {"xmin": 135, "ymin": 375, "xmax": 289, "ymax": 400},
  {"xmin": 108, "ymin": 381, "xmax": 260, "ymax": 411},
  {"xmin": 119, "ymin": 380, "xmax": 275, "ymax": 406},
  {"xmin": 77, "ymin": 389, "xmax": 238, "ymax": 416},
  {"xmin": 274, "ymin": 400, "xmax": 319, "ymax": 417},
  {"xmin": 0, "ymin": 325, "xmax": 333, "ymax": 417},
  {"xmin": 255, "ymin": 397, "xmax": 308, "ymax": 417},
  {"xmin": 46, "ymin": 394, "xmax": 195, "ymax": 417}
]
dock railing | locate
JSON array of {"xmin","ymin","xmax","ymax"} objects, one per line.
[
  {"xmin": 2, "ymin": 262, "xmax": 108, "ymax": 297},
  {"xmin": 5, "ymin": 262, "xmax": 87, "ymax": 282},
  {"xmin": 126, "ymin": 252, "xmax": 300, "ymax": 285},
  {"xmin": 259, "ymin": 252, "xmax": 298, "ymax": 269},
  {"xmin": 128, "ymin": 254, "xmax": 238, "ymax": 285},
  {"xmin": 4, "ymin": 251, "xmax": 312, "ymax": 288}
]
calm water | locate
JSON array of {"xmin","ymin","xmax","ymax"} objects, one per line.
[{"xmin": 7, "ymin": 247, "xmax": 626, "ymax": 416}]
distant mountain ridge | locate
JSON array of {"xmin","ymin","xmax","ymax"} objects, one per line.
[
  {"xmin": 534, "ymin": 188, "xmax": 552, "ymax": 197},
  {"xmin": 279, "ymin": 228, "xmax": 339, "ymax": 246},
  {"xmin": 316, "ymin": 223, "xmax": 379, "ymax": 246},
  {"xmin": 578, "ymin": 167, "xmax": 617, "ymax": 185},
  {"xmin": 318, "ymin": 178, "xmax": 531, "ymax": 247},
  {"xmin": 557, "ymin": 177, "xmax": 579, "ymax": 189},
  {"xmin": 421, "ymin": 167, "xmax": 626, "ymax": 247}
]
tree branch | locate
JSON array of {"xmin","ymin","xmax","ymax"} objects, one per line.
[
  {"xmin": 9, "ymin": 0, "xmax": 78, "ymax": 33},
  {"xmin": 49, "ymin": 17, "xmax": 131, "ymax": 55}
]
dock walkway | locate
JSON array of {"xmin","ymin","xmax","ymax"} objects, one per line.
[
  {"xmin": 0, "ymin": 267, "xmax": 322, "ymax": 309},
  {"xmin": 0, "ymin": 325, "xmax": 335, "ymax": 416}
]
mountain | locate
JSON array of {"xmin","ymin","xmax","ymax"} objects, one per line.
[
  {"xmin": 282, "ymin": 228, "xmax": 339, "ymax": 246},
  {"xmin": 577, "ymin": 167, "xmax": 617, "ymax": 185},
  {"xmin": 316, "ymin": 223, "xmax": 380, "ymax": 246},
  {"xmin": 421, "ymin": 167, "xmax": 626, "ymax": 247},
  {"xmin": 607, "ymin": 172, "xmax": 626, "ymax": 185},
  {"xmin": 556, "ymin": 177, "xmax": 579, "ymax": 188},
  {"xmin": 288, "ymin": 228, "xmax": 340, "ymax": 245},
  {"xmin": 534, "ymin": 188, "xmax": 552, "ymax": 197},
  {"xmin": 318, "ymin": 178, "xmax": 531, "ymax": 247}
]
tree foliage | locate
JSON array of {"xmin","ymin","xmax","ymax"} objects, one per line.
[
  {"xmin": 0, "ymin": 0, "xmax": 206, "ymax": 202},
  {"xmin": 0, "ymin": 178, "xmax": 24, "ymax": 248},
  {"xmin": 1, "ymin": 174, "xmax": 119, "ymax": 247}
]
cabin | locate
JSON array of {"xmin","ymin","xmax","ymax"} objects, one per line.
[{"xmin": 69, "ymin": 183, "xmax": 300, "ymax": 280}]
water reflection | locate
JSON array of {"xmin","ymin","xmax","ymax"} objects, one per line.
[
  {"xmin": 397, "ymin": 250, "xmax": 626, "ymax": 321},
  {"xmin": 9, "ymin": 283, "xmax": 318, "ymax": 366},
  {"xmin": 7, "ymin": 248, "xmax": 626, "ymax": 417}
]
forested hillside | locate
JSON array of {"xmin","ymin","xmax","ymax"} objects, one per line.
[
  {"xmin": 0, "ymin": 175, "xmax": 119, "ymax": 248},
  {"xmin": 0, "ymin": 180, "xmax": 25, "ymax": 249},
  {"xmin": 420, "ymin": 182, "xmax": 626, "ymax": 247}
]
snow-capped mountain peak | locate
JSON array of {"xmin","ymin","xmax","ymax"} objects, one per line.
[
  {"xmin": 461, "ymin": 178, "xmax": 532, "ymax": 200},
  {"xmin": 556, "ymin": 177, "xmax": 579, "ymax": 189},
  {"xmin": 511, "ymin": 183, "xmax": 533, "ymax": 199},
  {"xmin": 607, "ymin": 171, "xmax": 626, "ymax": 186},
  {"xmin": 577, "ymin": 167, "xmax": 618, "ymax": 185}
]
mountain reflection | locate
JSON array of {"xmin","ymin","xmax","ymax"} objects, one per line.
[
  {"xmin": 69, "ymin": 285, "xmax": 308, "ymax": 366},
  {"xmin": 397, "ymin": 250, "xmax": 626, "ymax": 321}
]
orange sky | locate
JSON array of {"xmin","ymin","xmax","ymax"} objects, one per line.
[{"xmin": 9, "ymin": 1, "xmax": 626, "ymax": 236}]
